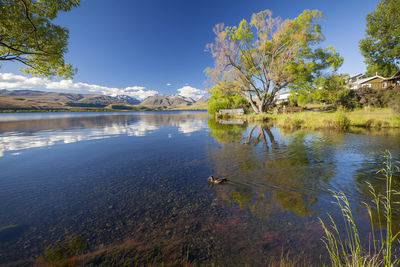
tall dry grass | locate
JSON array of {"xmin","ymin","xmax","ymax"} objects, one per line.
[{"xmin": 320, "ymin": 151, "xmax": 400, "ymax": 266}]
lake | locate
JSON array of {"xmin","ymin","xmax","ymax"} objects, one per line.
[{"xmin": 0, "ymin": 111, "xmax": 399, "ymax": 265}]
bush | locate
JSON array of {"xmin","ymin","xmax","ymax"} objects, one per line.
[
  {"xmin": 349, "ymin": 86, "xmax": 400, "ymax": 112},
  {"xmin": 207, "ymin": 98, "xmax": 231, "ymax": 115},
  {"xmin": 335, "ymin": 89, "xmax": 357, "ymax": 110},
  {"xmin": 334, "ymin": 113, "xmax": 350, "ymax": 130},
  {"xmin": 386, "ymin": 87, "xmax": 400, "ymax": 113},
  {"xmin": 206, "ymin": 83, "xmax": 249, "ymax": 114}
]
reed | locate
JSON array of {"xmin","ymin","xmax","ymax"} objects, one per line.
[{"xmin": 320, "ymin": 150, "xmax": 400, "ymax": 266}]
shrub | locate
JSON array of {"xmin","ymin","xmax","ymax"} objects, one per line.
[
  {"xmin": 335, "ymin": 89, "xmax": 357, "ymax": 110},
  {"xmin": 206, "ymin": 82, "xmax": 249, "ymax": 114},
  {"xmin": 334, "ymin": 113, "xmax": 350, "ymax": 130},
  {"xmin": 282, "ymin": 116, "xmax": 304, "ymax": 129},
  {"xmin": 364, "ymin": 119, "xmax": 374, "ymax": 128}
]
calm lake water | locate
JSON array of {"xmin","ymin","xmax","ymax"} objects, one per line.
[{"xmin": 0, "ymin": 111, "xmax": 399, "ymax": 265}]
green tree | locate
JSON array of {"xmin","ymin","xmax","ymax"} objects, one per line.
[
  {"xmin": 288, "ymin": 74, "xmax": 349, "ymax": 107},
  {"xmin": 0, "ymin": 0, "xmax": 79, "ymax": 78},
  {"xmin": 207, "ymin": 81, "xmax": 248, "ymax": 114},
  {"xmin": 313, "ymin": 74, "xmax": 350, "ymax": 103},
  {"xmin": 359, "ymin": 0, "xmax": 400, "ymax": 77},
  {"xmin": 205, "ymin": 9, "xmax": 342, "ymax": 114}
]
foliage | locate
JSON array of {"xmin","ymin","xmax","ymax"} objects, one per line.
[
  {"xmin": 300, "ymin": 84, "xmax": 400, "ymax": 111},
  {"xmin": 320, "ymin": 151, "xmax": 400, "ymax": 266},
  {"xmin": 359, "ymin": 0, "xmax": 400, "ymax": 77},
  {"xmin": 205, "ymin": 9, "xmax": 342, "ymax": 114},
  {"xmin": 0, "ymin": 0, "xmax": 79, "ymax": 78},
  {"xmin": 37, "ymin": 234, "xmax": 86, "ymax": 267},
  {"xmin": 110, "ymin": 104, "xmax": 135, "ymax": 110},
  {"xmin": 206, "ymin": 82, "xmax": 248, "ymax": 114},
  {"xmin": 207, "ymin": 118, "xmax": 247, "ymax": 143},
  {"xmin": 65, "ymin": 102, "xmax": 107, "ymax": 108},
  {"xmin": 314, "ymin": 74, "xmax": 350, "ymax": 103},
  {"xmin": 349, "ymin": 86, "xmax": 400, "ymax": 112},
  {"xmin": 289, "ymin": 74, "xmax": 350, "ymax": 108},
  {"xmin": 335, "ymin": 89, "xmax": 356, "ymax": 110},
  {"xmin": 289, "ymin": 90, "xmax": 313, "ymax": 108}
]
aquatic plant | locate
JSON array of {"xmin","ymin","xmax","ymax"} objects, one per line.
[
  {"xmin": 320, "ymin": 150, "xmax": 400, "ymax": 266},
  {"xmin": 36, "ymin": 234, "xmax": 87, "ymax": 267}
]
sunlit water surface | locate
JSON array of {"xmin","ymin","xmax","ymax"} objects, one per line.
[{"xmin": 0, "ymin": 111, "xmax": 399, "ymax": 265}]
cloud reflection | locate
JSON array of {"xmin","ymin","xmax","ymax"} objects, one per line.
[{"xmin": 0, "ymin": 113, "xmax": 208, "ymax": 157}]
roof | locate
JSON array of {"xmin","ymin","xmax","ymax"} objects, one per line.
[
  {"xmin": 349, "ymin": 73, "xmax": 364, "ymax": 79},
  {"xmin": 353, "ymin": 75, "xmax": 385, "ymax": 84},
  {"xmin": 384, "ymin": 70, "xmax": 400, "ymax": 81}
]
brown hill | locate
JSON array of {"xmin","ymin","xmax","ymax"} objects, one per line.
[
  {"xmin": 0, "ymin": 89, "xmax": 139, "ymax": 105},
  {"xmin": 0, "ymin": 96, "xmax": 67, "ymax": 110},
  {"xmin": 195, "ymin": 96, "xmax": 208, "ymax": 104},
  {"xmin": 140, "ymin": 95, "xmax": 195, "ymax": 107}
]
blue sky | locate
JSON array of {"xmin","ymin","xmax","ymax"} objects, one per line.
[{"xmin": 0, "ymin": 0, "xmax": 378, "ymax": 99}]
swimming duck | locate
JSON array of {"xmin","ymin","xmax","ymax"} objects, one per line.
[{"xmin": 208, "ymin": 176, "xmax": 227, "ymax": 184}]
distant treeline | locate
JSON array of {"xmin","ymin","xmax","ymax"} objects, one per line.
[{"xmin": 65, "ymin": 102, "xmax": 107, "ymax": 108}]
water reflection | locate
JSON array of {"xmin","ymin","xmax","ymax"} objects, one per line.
[
  {"xmin": 0, "ymin": 112, "xmax": 209, "ymax": 157},
  {"xmin": 1, "ymin": 112, "xmax": 399, "ymax": 265},
  {"xmin": 207, "ymin": 119, "xmax": 340, "ymax": 219},
  {"xmin": 207, "ymin": 118, "xmax": 400, "ymax": 247},
  {"xmin": 352, "ymin": 154, "xmax": 400, "ymax": 234}
]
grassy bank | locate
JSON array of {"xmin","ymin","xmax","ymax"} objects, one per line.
[{"xmin": 217, "ymin": 108, "xmax": 400, "ymax": 129}]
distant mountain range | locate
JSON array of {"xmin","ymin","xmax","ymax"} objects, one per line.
[
  {"xmin": 0, "ymin": 89, "xmax": 207, "ymax": 111},
  {"xmin": 140, "ymin": 94, "xmax": 208, "ymax": 108},
  {"xmin": 0, "ymin": 89, "xmax": 140, "ymax": 105},
  {"xmin": 141, "ymin": 95, "xmax": 193, "ymax": 106}
]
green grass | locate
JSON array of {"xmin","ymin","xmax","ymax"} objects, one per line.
[
  {"xmin": 320, "ymin": 151, "xmax": 400, "ymax": 266},
  {"xmin": 272, "ymin": 108, "xmax": 400, "ymax": 129},
  {"xmin": 219, "ymin": 108, "xmax": 400, "ymax": 129},
  {"xmin": 215, "ymin": 112, "xmax": 270, "ymax": 122}
]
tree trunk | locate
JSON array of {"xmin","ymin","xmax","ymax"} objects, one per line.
[
  {"xmin": 262, "ymin": 91, "xmax": 278, "ymax": 113},
  {"xmin": 247, "ymin": 91, "xmax": 260, "ymax": 113}
]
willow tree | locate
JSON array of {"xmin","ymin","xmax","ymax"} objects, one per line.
[
  {"xmin": 0, "ymin": 0, "xmax": 80, "ymax": 78},
  {"xmin": 205, "ymin": 9, "xmax": 342, "ymax": 114}
]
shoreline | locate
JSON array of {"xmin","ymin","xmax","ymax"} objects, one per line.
[
  {"xmin": 0, "ymin": 107, "xmax": 208, "ymax": 113},
  {"xmin": 216, "ymin": 108, "xmax": 400, "ymax": 129}
]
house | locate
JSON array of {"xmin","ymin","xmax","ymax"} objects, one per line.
[
  {"xmin": 348, "ymin": 75, "xmax": 386, "ymax": 90},
  {"xmin": 383, "ymin": 70, "xmax": 400, "ymax": 88},
  {"xmin": 274, "ymin": 92, "xmax": 290, "ymax": 104}
]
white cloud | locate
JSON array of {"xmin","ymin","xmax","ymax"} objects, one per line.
[
  {"xmin": 0, "ymin": 119, "xmax": 160, "ymax": 156},
  {"xmin": 0, "ymin": 116, "xmax": 209, "ymax": 157},
  {"xmin": 177, "ymin": 85, "xmax": 205, "ymax": 100},
  {"xmin": 176, "ymin": 120, "xmax": 207, "ymax": 134},
  {"xmin": 0, "ymin": 73, "xmax": 158, "ymax": 100},
  {"xmin": 166, "ymin": 83, "xmax": 171, "ymax": 86}
]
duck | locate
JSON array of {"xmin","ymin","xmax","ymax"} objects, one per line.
[{"xmin": 208, "ymin": 176, "xmax": 227, "ymax": 184}]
